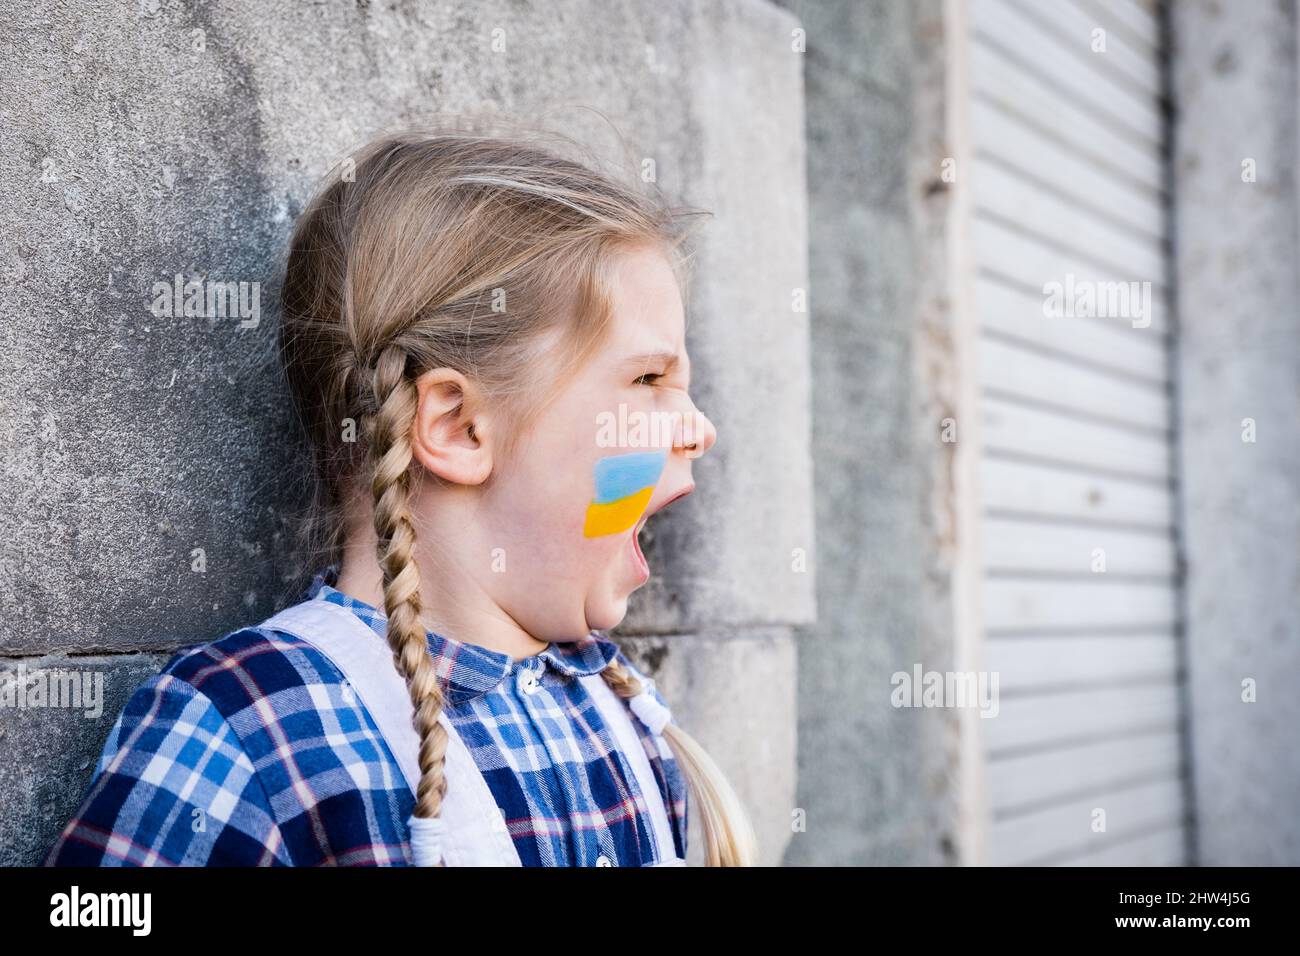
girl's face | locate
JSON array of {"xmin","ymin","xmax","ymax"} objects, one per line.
[{"xmin": 474, "ymin": 244, "xmax": 716, "ymax": 642}]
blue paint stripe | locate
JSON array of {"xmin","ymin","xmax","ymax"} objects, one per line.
[{"xmin": 592, "ymin": 449, "xmax": 668, "ymax": 504}]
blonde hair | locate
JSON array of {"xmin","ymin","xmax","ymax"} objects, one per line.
[{"xmin": 278, "ymin": 119, "xmax": 758, "ymax": 866}]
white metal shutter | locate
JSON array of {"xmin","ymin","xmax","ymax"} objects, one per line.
[{"xmin": 961, "ymin": 0, "xmax": 1187, "ymax": 865}]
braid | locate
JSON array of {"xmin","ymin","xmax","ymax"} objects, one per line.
[
  {"xmin": 365, "ymin": 344, "xmax": 450, "ymax": 860},
  {"xmin": 600, "ymin": 660, "xmax": 759, "ymax": 867},
  {"xmin": 598, "ymin": 659, "xmax": 640, "ymax": 698}
]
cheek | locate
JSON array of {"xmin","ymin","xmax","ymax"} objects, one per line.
[{"xmin": 582, "ymin": 449, "xmax": 668, "ymax": 537}]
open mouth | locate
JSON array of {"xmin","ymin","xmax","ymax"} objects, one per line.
[
  {"xmin": 628, "ymin": 485, "xmax": 695, "ymax": 581},
  {"xmin": 631, "ymin": 526, "xmax": 650, "ymax": 579}
]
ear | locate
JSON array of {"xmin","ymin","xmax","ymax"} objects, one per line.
[{"xmin": 409, "ymin": 368, "xmax": 493, "ymax": 485}]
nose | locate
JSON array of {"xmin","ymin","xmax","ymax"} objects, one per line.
[{"xmin": 674, "ymin": 400, "xmax": 717, "ymax": 460}]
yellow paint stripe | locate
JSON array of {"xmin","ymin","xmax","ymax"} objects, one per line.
[{"xmin": 583, "ymin": 486, "xmax": 654, "ymax": 537}]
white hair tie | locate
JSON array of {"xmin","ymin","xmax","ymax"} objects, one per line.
[
  {"xmin": 629, "ymin": 683, "xmax": 673, "ymax": 736},
  {"xmin": 408, "ymin": 813, "xmax": 445, "ymax": 866}
]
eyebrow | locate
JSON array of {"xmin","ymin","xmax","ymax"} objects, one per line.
[{"xmin": 622, "ymin": 350, "xmax": 681, "ymax": 371}]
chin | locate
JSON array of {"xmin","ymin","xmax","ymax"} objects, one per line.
[{"xmin": 585, "ymin": 595, "xmax": 629, "ymax": 633}]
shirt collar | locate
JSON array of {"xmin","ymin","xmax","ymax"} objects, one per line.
[{"xmin": 303, "ymin": 567, "xmax": 621, "ymax": 707}]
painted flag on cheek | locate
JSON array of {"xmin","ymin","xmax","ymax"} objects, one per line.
[{"xmin": 583, "ymin": 449, "xmax": 669, "ymax": 537}]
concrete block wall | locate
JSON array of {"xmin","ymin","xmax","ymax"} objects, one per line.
[
  {"xmin": 0, "ymin": 0, "xmax": 810, "ymax": 866},
  {"xmin": 775, "ymin": 0, "xmax": 964, "ymax": 865},
  {"xmin": 1169, "ymin": 0, "xmax": 1300, "ymax": 865}
]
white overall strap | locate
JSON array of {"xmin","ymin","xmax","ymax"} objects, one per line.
[
  {"xmin": 581, "ymin": 672, "xmax": 686, "ymax": 866},
  {"xmin": 260, "ymin": 598, "xmax": 521, "ymax": 867}
]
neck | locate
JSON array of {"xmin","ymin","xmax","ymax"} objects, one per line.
[{"xmin": 333, "ymin": 531, "xmax": 550, "ymax": 664}]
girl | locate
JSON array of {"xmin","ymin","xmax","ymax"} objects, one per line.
[{"xmin": 44, "ymin": 125, "xmax": 758, "ymax": 867}]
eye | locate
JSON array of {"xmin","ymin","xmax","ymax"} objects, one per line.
[{"xmin": 633, "ymin": 372, "xmax": 664, "ymax": 386}]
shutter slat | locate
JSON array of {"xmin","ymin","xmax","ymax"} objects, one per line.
[
  {"xmin": 991, "ymin": 777, "xmax": 1184, "ymax": 865},
  {"xmin": 976, "ymin": 276, "xmax": 1170, "ymax": 384}
]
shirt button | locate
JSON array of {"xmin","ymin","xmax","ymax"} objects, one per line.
[
  {"xmin": 595, "ymin": 854, "xmax": 614, "ymax": 867},
  {"xmin": 520, "ymin": 671, "xmax": 540, "ymax": 695}
]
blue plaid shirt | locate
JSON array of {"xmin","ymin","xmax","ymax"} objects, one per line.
[{"xmin": 44, "ymin": 570, "xmax": 688, "ymax": 866}]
